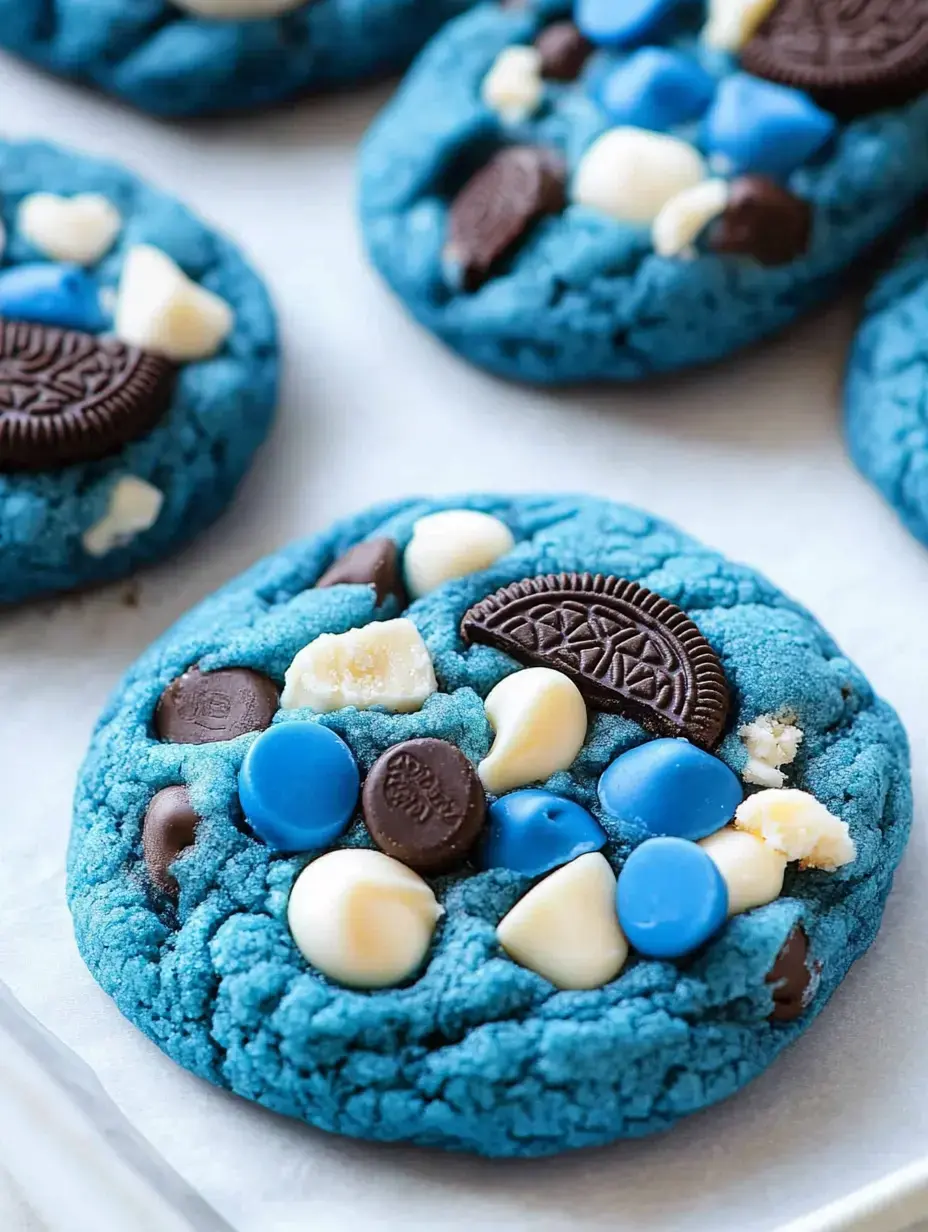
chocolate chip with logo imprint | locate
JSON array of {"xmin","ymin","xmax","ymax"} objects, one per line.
[
  {"xmin": 143, "ymin": 786, "xmax": 201, "ymax": 895},
  {"xmin": 155, "ymin": 666, "xmax": 280, "ymax": 744},
  {"xmin": 317, "ymin": 537, "xmax": 407, "ymax": 607},
  {"xmin": 767, "ymin": 926, "xmax": 815, "ymax": 1021},
  {"xmin": 446, "ymin": 147, "xmax": 567, "ymax": 291},
  {"xmin": 363, "ymin": 738, "xmax": 487, "ymax": 873},
  {"xmin": 710, "ymin": 177, "xmax": 812, "ymax": 266},
  {"xmin": 535, "ymin": 22, "xmax": 593, "ymax": 81}
]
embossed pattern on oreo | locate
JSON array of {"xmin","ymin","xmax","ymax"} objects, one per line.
[
  {"xmin": 0, "ymin": 319, "xmax": 175, "ymax": 472},
  {"xmin": 461, "ymin": 573, "xmax": 731, "ymax": 749},
  {"xmin": 155, "ymin": 666, "xmax": 280, "ymax": 744}
]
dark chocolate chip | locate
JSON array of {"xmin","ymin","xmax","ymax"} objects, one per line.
[
  {"xmin": 446, "ymin": 147, "xmax": 567, "ymax": 291},
  {"xmin": 155, "ymin": 666, "xmax": 280, "ymax": 744},
  {"xmin": 534, "ymin": 22, "xmax": 593, "ymax": 81},
  {"xmin": 317, "ymin": 537, "xmax": 407, "ymax": 607},
  {"xmin": 461, "ymin": 572, "xmax": 731, "ymax": 749},
  {"xmin": 142, "ymin": 786, "xmax": 201, "ymax": 896},
  {"xmin": 0, "ymin": 320, "xmax": 175, "ymax": 473},
  {"xmin": 710, "ymin": 176, "xmax": 812, "ymax": 266},
  {"xmin": 362, "ymin": 738, "xmax": 486, "ymax": 873},
  {"xmin": 741, "ymin": 0, "xmax": 928, "ymax": 117},
  {"xmin": 767, "ymin": 926, "xmax": 814, "ymax": 1022}
]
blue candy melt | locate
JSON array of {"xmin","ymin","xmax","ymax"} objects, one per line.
[
  {"xmin": 575, "ymin": 0, "xmax": 681, "ymax": 48},
  {"xmin": 0, "ymin": 263, "xmax": 107, "ymax": 331},
  {"xmin": 703, "ymin": 73, "xmax": 837, "ymax": 179},
  {"xmin": 597, "ymin": 48, "xmax": 716, "ymax": 130},
  {"xmin": 617, "ymin": 836, "xmax": 728, "ymax": 958},
  {"xmin": 481, "ymin": 789, "xmax": 607, "ymax": 877},
  {"xmin": 238, "ymin": 722, "xmax": 360, "ymax": 853},
  {"xmin": 598, "ymin": 738, "xmax": 742, "ymax": 841}
]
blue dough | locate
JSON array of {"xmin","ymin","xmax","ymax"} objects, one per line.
[
  {"xmin": 598, "ymin": 738, "xmax": 743, "ymax": 842},
  {"xmin": 239, "ymin": 723, "xmax": 360, "ymax": 852},
  {"xmin": 617, "ymin": 836, "xmax": 729, "ymax": 958},
  {"xmin": 70, "ymin": 495, "xmax": 912, "ymax": 1157},
  {"xmin": 0, "ymin": 0, "xmax": 482, "ymax": 117},
  {"xmin": 480, "ymin": 789, "xmax": 606, "ymax": 876},
  {"xmin": 0, "ymin": 264, "xmax": 107, "ymax": 331},
  {"xmin": 598, "ymin": 49, "xmax": 716, "ymax": 130},
  {"xmin": 846, "ymin": 229, "xmax": 928, "ymax": 549},
  {"xmin": 703, "ymin": 75, "xmax": 837, "ymax": 179},
  {"xmin": 0, "ymin": 140, "xmax": 278, "ymax": 606},
  {"xmin": 359, "ymin": 3, "xmax": 928, "ymax": 383}
]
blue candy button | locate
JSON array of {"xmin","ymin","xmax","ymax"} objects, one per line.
[
  {"xmin": 598, "ymin": 738, "xmax": 742, "ymax": 841},
  {"xmin": 617, "ymin": 836, "xmax": 728, "ymax": 958},
  {"xmin": 238, "ymin": 722, "xmax": 360, "ymax": 852},
  {"xmin": 597, "ymin": 49, "xmax": 716, "ymax": 130},
  {"xmin": 481, "ymin": 789, "xmax": 607, "ymax": 877},
  {"xmin": 703, "ymin": 74, "xmax": 837, "ymax": 179},
  {"xmin": 576, "ymin": 0, "xmax": 681, "ymax": 48},
  {"xmin": 0, "ymin": 264, "xmax": 107, "ymax": 332}
]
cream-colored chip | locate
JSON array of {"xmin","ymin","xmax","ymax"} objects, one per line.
[
  {"xmin": 482, "ymin": 46, "xmax": 544, "ymax": 122},
  {"xmin": 288, "ymin": 850, "xmax": 443, "ymax": 989},
  {"xmin": 652, "ymin": 179, "xmax": 730, "ymax": 258},
  {"xmin": 497, "ymin": 853, "xmax": 627, "ymax": 990},
  {"xmin": 699, "ymin": 826, "xmax": 787, "ymax": 915},
  {"xmin": 740, "ymin": 714, "xmax": 804, "ymax": 789},
  {"xmin": 704, "ymin": 0, "xmax": 778, "ymax": 51},
  {"xmin": 81, "ymin": 477, "xmax": 164, "ymax": 558},
  {"xmin": 404, "ymin": 509, "xmax": 515, "ymax": 598},
  {"xmin": 115, "ymin": 245, "xmax": 234, "ymax": 362},
  {"xmin": 18, "ymin": 193, "xmax": 122, "ymax": 266},
  {"xmin": 573, "ymin": 128, "xmax": 707, "ymax": 224},
  {"xmin": 478, "ymin": 667, "xmax": 587, "ymax": 794},
  {"xmin": 281, "ymin": 618, "xmax": 438, "ymax": 714},
  {"xmin": 734, "ymin": 788, "xmax": 856, "ymax": 871},
  {"xmin": 172, "ymin": 0, "xmax": 308, "ymax": 17}
]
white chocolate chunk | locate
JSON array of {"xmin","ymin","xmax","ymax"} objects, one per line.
[
  {"xmin": 497, "ymin": 853, "xmax": 627, "ymax": 990},
  {"xmin": 81, "ymin": 477, "xmax": 164, "ymax": 557},
  {"xmin": 18, "ymin": 193, "xmax": 121, "ymax": 266},
  {"xmin": 115, "ymin": 245, "xmax": 233, "ymax": 362},
  {"xmin": 281, "ymin": 618, "xmax": 438, "ymax": 714},
  {"xmin": 704, "ymin": 0, "xmax": 778, "ymax": 52},
  {"xmin": 478, "ymin": 667, "xmax": 587, "ymax": 794},
  {"xmin": 288, "ymin": 849, "xmax": 443, "ymax": 989},
  {"xmin": 652, "ymin": 179, "xmax": 730, "ymax": 258},
  {"xmin": 740, "ymin": 714, "xmax": 804, "ymax": 789},
  {"xmin": 572, "ymin": 128, "xmax": 707, "ymax": 225},
  {"xmin": 404, "ymin": 509, "xmax": 515, "ymax": 599},
  {"xmin": 735, "ymin": 788, "xmax": 856, "ymax": 871},
  {"xmin": 171, "ymin": 0, "xmax": 308, "ymax": 17},
  {"xmin": 482, "ymin": 46, "xmax": 544, "ymax": 122},
  {"xmin": 699, "ymin": 826, "xmax": 786, "ymax": 915}
]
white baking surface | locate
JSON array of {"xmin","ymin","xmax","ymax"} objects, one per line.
[{"xmin": 0, "ymin": 53, "xmax": 926, "ymax": 1232}]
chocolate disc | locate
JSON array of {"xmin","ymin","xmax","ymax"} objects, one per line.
[
  {"xmin": 317, "ymin": 537, "xmax": 407, "ymax": 607},
  {"xmin": 741, "ymin": 0, "xmax": 928, "ymax": 116},
  {"xmin": 446, "ymin": 147, "xmax": 567, "ymax": 291},
  {"xmin": 461, "ymin": 573, "xmax": 731, "ymax": 749},
  {"xmin": 155, "ymin": 666, "xmax": 280, "ymax": 744},
  {"xmin": 767, "ymin": 926, "xmax": 814, "ymax": 1021},
  {"xmin": 534, "ymin": 22, "xmax": 593, "ymax": 81},
  {"xmin": 143, "ymin": 786, "xmax": 201, "ymax": 896},
  {"xmin": 363, "ymin": 738, "xmax": 486, "ymax": 873},
  {"xmin": 710, "ymin": 177, "xmax": 812, "ymax": 266},
  {"xmin": 0, "ymin": 319, "xmax": 175, "ymax": 473}
]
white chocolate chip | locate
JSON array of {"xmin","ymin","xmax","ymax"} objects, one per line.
[
  {"xmin": 478, "ymin": 667, "xmax": 587, "ymax": 794},
  {"xmin": 740, "ymin": 714, "xmax": 804, "ymax": 789},
  {"xmin": 81, "ymin": 477, "xmax": 164, "ymax": 558},
  {"xmin": 652, "ymin": 179, "xmax": 730, "ymax": 258},
  {"xmin": 281, "ymin": 618, "xmax": 438, "ymax": 714},
  {"xmin": 497, "ymin": 853, "xmax": 627, "ymax": 990},
  {"xmin": 171, "ymin": 0, "xmax": 308, "ymax": 17},
  {"xmin": 404, "ymin": 509, "xmax": 515, "ymax": 599},
  {"xmin": 734, "ymin": 788, "xmax": 856, "ymax": 871},
  {"xmin": 287, "ymin": 849, "xmax": 443, "ymax": 989},
  {"xmin": 704, "ymin": 0, "xmax": 778, "ymax": 52},
  {"xmin": 115, "ymin": 245, "xmax": 233, "ymax": 362},
  {"xmin": 572, "ymin": 128, "xmax": 707, "ymax": 225},
  {"xmin": 482, "ymin": 46, "xmax": 544, "ymax": 122},
  {"xmin": 699, "ymin": 826, "xmax": 786, "ymax": 915},
  {"xmin": 18, "ymin": 193, "xmax": 121, "ymax": 266}
]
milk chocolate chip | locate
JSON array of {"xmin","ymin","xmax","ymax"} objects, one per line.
[
  {"xmin": 535, "ymin": 22, "xmax": 593, "ymax": 81},
  {"xmin": 767, "ymin": 926, "xmax": 813, "ymax": 1021},
  {"xmin": 143, "ymin": 786, "xmax": 201, "ymax": 896},
  {"xmin": 316, "ymin": 537, "xmax": 407, "ymax": 607},
  {"xmin": 710, "ymin": 177, "xmax": 812, "ymax": 266},
  {"xmin": 155, "ymin": 666, "xmax": 280, "ymax": 744}
]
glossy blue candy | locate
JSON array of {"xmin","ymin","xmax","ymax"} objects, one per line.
[
  {"xmin": 481, "ymin": 789, "xmax": 607, "ymax": 877},
  {"xmin": 575, "ymin": 0, "xmax": 681, "ymax": 48},
  {"xmin": 597, "ymin": 48, "xmax": 716, "ymax": 131},
  {"xmin": 703, "ymin": 74, "xmax": 837, "ymax": 179},
  {"xmin": 617, "ymin": 836, "xmax": 728, "ymax": 958},
  {"xmin": 238, "ymin": 721, "xmax": 360, "ymax": 853},
  {"xmin": 0, "ymin": 263, "xmax": 107, "ymax": 331},
  {"xmin": 598, "ymin": 738, "xmax": 742, "ymax": 842}
]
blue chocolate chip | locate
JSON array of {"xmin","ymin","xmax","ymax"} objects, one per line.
[
  {"xmin": 481, "ymin": 789, "xmax": 607, "ymax": 877},
  {"xmin": 575, "ymin": 0, "xmax": 681, "ymax": 48},
  {"xmin": 598, "ymin": 738, "xmax": 742, "ymax": 841},
  {"xmin": 617, "ymin": 836, "xmax": 728, "ymax": 958},
  {"xmin": 597, "ymin": 48, "xmax": 716, "ymax": 130},
  {"xmin": 238, "ymin": 721, "xmax": 360, "ymax": 852},
  {"xmin": 0, "ymin": 264, "xmax": 107, "ymax": 332}
]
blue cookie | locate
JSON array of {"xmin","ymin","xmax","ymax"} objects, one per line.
[
  {"xmin": 358, "ymin": 2, "xmax": 928, "ymax": 383},
  {"xmin": 69, "ymin": 494, "xmax": 911, "ymax": 1157},
  {"xmin": 846, "ymin": 228, "xmax": 928, "ymax": 548},
  {"xmin": 0, "ymin": 0, "xmax": 481, "ymax": 117},
  {"xmin": 0, "ymin": 140, "xmax": 277, "ymax": 606}
]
